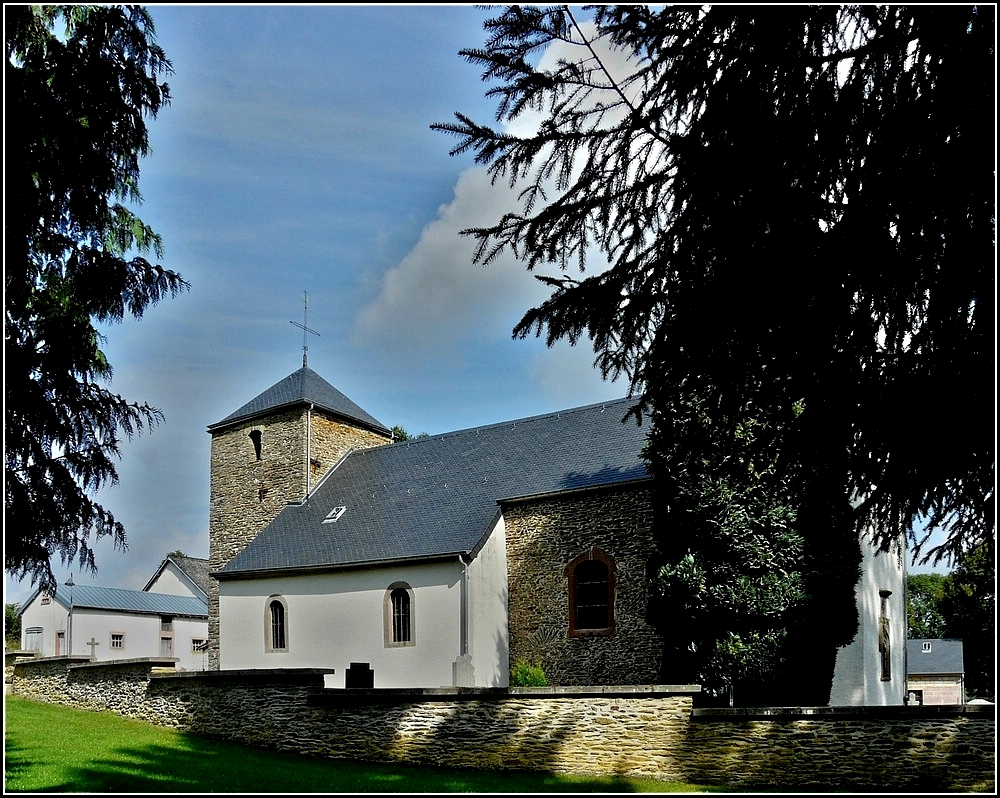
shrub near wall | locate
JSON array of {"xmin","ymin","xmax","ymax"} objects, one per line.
[{"xmin": 9, "ymin": 658, "xmax": 996, "ymax": 792}]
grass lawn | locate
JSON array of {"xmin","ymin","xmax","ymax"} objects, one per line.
[{"xmin": 4, "ymin": 696, "xmax": 727, "ymax": 793}]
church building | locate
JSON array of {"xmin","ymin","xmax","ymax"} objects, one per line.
[{"xmin": 206, "ymin": 364, "xmax": 905, "ymax": 701}]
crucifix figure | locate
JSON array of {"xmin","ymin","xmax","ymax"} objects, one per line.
[{"xmin": 86, "ymin": 636, "xmax": 100, "ymax": 660}]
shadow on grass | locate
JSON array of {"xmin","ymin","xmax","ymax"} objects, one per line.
[{"xmin": 5, "ymin": 721, "xmax": 650, "ymax": 793}]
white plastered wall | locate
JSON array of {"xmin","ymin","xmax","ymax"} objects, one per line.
[
  {"xmin": 145, "ymin": 561, "xmax": 201, "ymax": 599},
  {"xmin": 467, "ymin": 515, "xmax": 510, "ymax": 687},
  {"xmin": 19, "ymin": 596, "xmax": 207, "ymax": 670},
  {"xmin": 829, "ymin": 534, "xmax": 907, "ymax": 705},
  {"xmin": 19, "ymin": 592, "xmax": 70, "ymax": 657},
  {"xmin": 219, "ymin": 559, "xmax": 488, "ymax": 687}
]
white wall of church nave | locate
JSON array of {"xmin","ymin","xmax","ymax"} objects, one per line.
[
  {"xmin": 218, "ymin": 562, "xmax": 468, "ymax": 687},
  {"xmin": 467, "ymin": 516, "xmax": 510, "ymax": 687}
]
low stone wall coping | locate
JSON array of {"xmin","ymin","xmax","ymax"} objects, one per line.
[
  {"xmin": 151, "ymin": 667, "xmax": 334, "ymax": 684},
  {"xmin": 14, "ymin": 654, "xmax": 92, "ymax": 666},
  {"xmin": 309, "ymin": 684, "xmax": 701, "ymax": 705},
  {"xmin": 693, "ymin": 704, "xmax": 996, "ymax": 721},
  {"xmin": 68, "ymin": 657, "xmax": 178, "ymax": 671}
]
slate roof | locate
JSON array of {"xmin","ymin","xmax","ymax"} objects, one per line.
[
  {"xmin": 207, "ymin": 366, "xmax": 390, "ymax": 435},
  {"xmin": 218, "ymin": 396, "xmax": 651, "ymax": 577},
  {"xmin": 43, "ymin": 584, "xmax": 207, "ymax": 617},
  {"xmin": 907, "ymin": 639, "xmax": 965, "ymax": 675}
]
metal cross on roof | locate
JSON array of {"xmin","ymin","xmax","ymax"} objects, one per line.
[{"xmin": 290, "ymin": 290, "xmax": 320, "ymax": 368}]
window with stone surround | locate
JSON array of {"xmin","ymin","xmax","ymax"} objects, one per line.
[
  {"xmin": 110, "ymin": 632, "xmax": 125, "ymax": 650},
  {"xmin": 565, "ymin": 549, "xmax": 616, "ymax": 637},
  {"xmin": 265, "ymin": 596, "xmax": 288, "ymax": 652},
  {"xmin": 383, "ymin": 582, "xmax": 415, "ymax": 647}
]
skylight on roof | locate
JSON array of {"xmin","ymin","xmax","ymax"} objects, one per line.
[{"xmin": 322, "ymin": 506, "xmax": 347, "ymax": 524}]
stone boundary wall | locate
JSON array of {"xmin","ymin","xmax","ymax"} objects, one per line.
[
  {"xmin": 688, "ymin": 705, "xmax": 995, "ymax": 791},
  {"xmin": 8, "ymin": 657, "xmax": 995, "ymax": 791}
]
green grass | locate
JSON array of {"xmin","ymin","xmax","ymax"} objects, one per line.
[{"xmin": 4, "ymin": 696, "xmax": 725, "ymax": 793}]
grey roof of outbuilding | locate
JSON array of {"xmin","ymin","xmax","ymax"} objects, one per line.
[
  {"xmin": 907, "ymin": 639, "xmax": 965, "ymax": 675},
  {"xmin": 218, "ymin": 396, "xmax": 651, "ymax": 577},
  {"xmin": 207, "ymin": 366, "xmax": 390, "ymax": 435},
  {"xmin": 44, "ymin": 584, "xmax": 207, "ymax": 617}
]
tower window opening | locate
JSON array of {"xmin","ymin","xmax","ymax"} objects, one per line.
[{"xmin": 248, "ymin": 430, "xmax": 262, "ymax": 460}]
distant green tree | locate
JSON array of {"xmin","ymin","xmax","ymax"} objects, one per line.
[
  {"xmin": 939, "ymin": 545, "xmax": 995, "ymax": 701},
  {"xmin": 391, "ymin": 425, "xmax": 410, "ymax": 442},
  {"xmin": 391, "ymin": 425, "xmax": 429, "ymax": 442},
  {"xmin": 5, "ymin": 6, "xmax": 187, "ymax": 592},
  {"xmin": 5, "ymin": 603, "xmax": 23, "ymax": 651},
  {"xmin": 907, "ymin": 573, "xmax": 948, "ymax": 639}
]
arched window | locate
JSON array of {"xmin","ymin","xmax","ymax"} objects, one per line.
[
  {"xmin": 565, "ymin": 549, "xmax": 616, "ymax": 637},
  {"xmin": 383, "ymin": 582, "xmax": 415, "ymax": 647},
  {"xmin": 265, "ymin": 596, "xmax": 288, "ymax": 652},
  {"xmin": 391, "ymin": 589, "xmax": 410, "ymax": 643}
]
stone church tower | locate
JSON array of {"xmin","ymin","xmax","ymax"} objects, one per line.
[{"xmin": 205, "ymin": 365, "xmax": 392, "ymax": 669}]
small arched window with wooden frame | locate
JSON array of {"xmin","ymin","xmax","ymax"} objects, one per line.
[
  {"xmin": 565, "ymin": 548, "xmax": 616, "ymax": 637},
  {"xmin": 265, "ymin": 595, "xmax": 288, "ymax": 652},
  {"xmin": 383, "ymin": 582, "xmax": 415, "ymax": 647}
]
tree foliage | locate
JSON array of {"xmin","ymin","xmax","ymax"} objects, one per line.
[
  {"xmin": 434, "ymin": 5, "xmax": 994, "ymax": 567},
  {"xmin": 5, "ymin": 603, "xmax": 23, "ymax": 651},
  {"xmin": 906, "ymin": 573, "xmax": 948, "ymax": 639},
  {"xmin": 938, "ymin": 544, "xmax": 996, "ymax": 700},
  {"xmin": 905, "ymin": 550, "xmax": 995, "ymax": 701},
  {"xmin": 643, "ymin": 391, "xmax": 860, "ymax": 704},
  {"xmin": 5, "ymin": 5, "xmax": 187, "ymax": 591}
]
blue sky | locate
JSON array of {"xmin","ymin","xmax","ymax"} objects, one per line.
[
  {"xmin": 5, "ymin": 5, "xmax": 945, "ymax": 606},
  {"xmin": 6, "ymin": 5, "xmax": 632, "ymax": 605}
]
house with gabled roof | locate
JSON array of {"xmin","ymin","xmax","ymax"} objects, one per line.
[
  {"xmin": 206, "ymin": 365, "xmax": 904, "ymax": 699},
  {"xmin": 18, "ymin": 555, "xmax": 209, "ymax": 670},
  {"xmin": 143, "ymin": 553, "xmax": 211, "ymax": 601},
  {"xmin": 906, "ymin": 638, "xmax": 965, "ymax": 705}
]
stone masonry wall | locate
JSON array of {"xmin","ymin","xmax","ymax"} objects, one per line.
[
  {"xmin": 686, "ymin": 707, "xmax": 995, "ymax": 791},
  {"xmin": 9, "ymin": 658, "xmax": 994, "ymax": 792},
  {"xmin": 505, "ymin": 485, "xmax": 662, "ymax": 685},
  {"xmin": 207, "ymin": 408, "xmax": 390, "ymax": 669}
]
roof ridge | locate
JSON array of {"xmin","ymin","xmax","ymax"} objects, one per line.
[{"xmin": 378, "ymin": 396, "xmax": 639, "ymax": 450}]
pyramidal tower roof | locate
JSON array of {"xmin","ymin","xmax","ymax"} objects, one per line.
[{"xmin": 207, "ymin": 366, "xmax": 390, "ymax": 435}]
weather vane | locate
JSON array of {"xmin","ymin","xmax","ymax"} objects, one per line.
[{"xmin": 290, "ymin": 291, "xmax": 320, "ymax": 368}]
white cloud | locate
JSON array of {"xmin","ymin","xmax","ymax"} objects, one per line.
[
  {"xmin": 351, "ymin": 166, "xmax": 552, "ymax": 365},
  {"xmin": 351, "ymin": 17, "xmax": 643, "ymax": 409}
]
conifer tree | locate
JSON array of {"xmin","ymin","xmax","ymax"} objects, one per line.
[
  {"xmin": 435, "ymin": 5, "xmax": 993, "ymax": 565},
  {"xmin": 5, "ymin": 5, "xmax": 187, "ymax": 590},
  {"xmin": 436, "ymin": 5, "xmax": 993, "ymax": 701}
]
